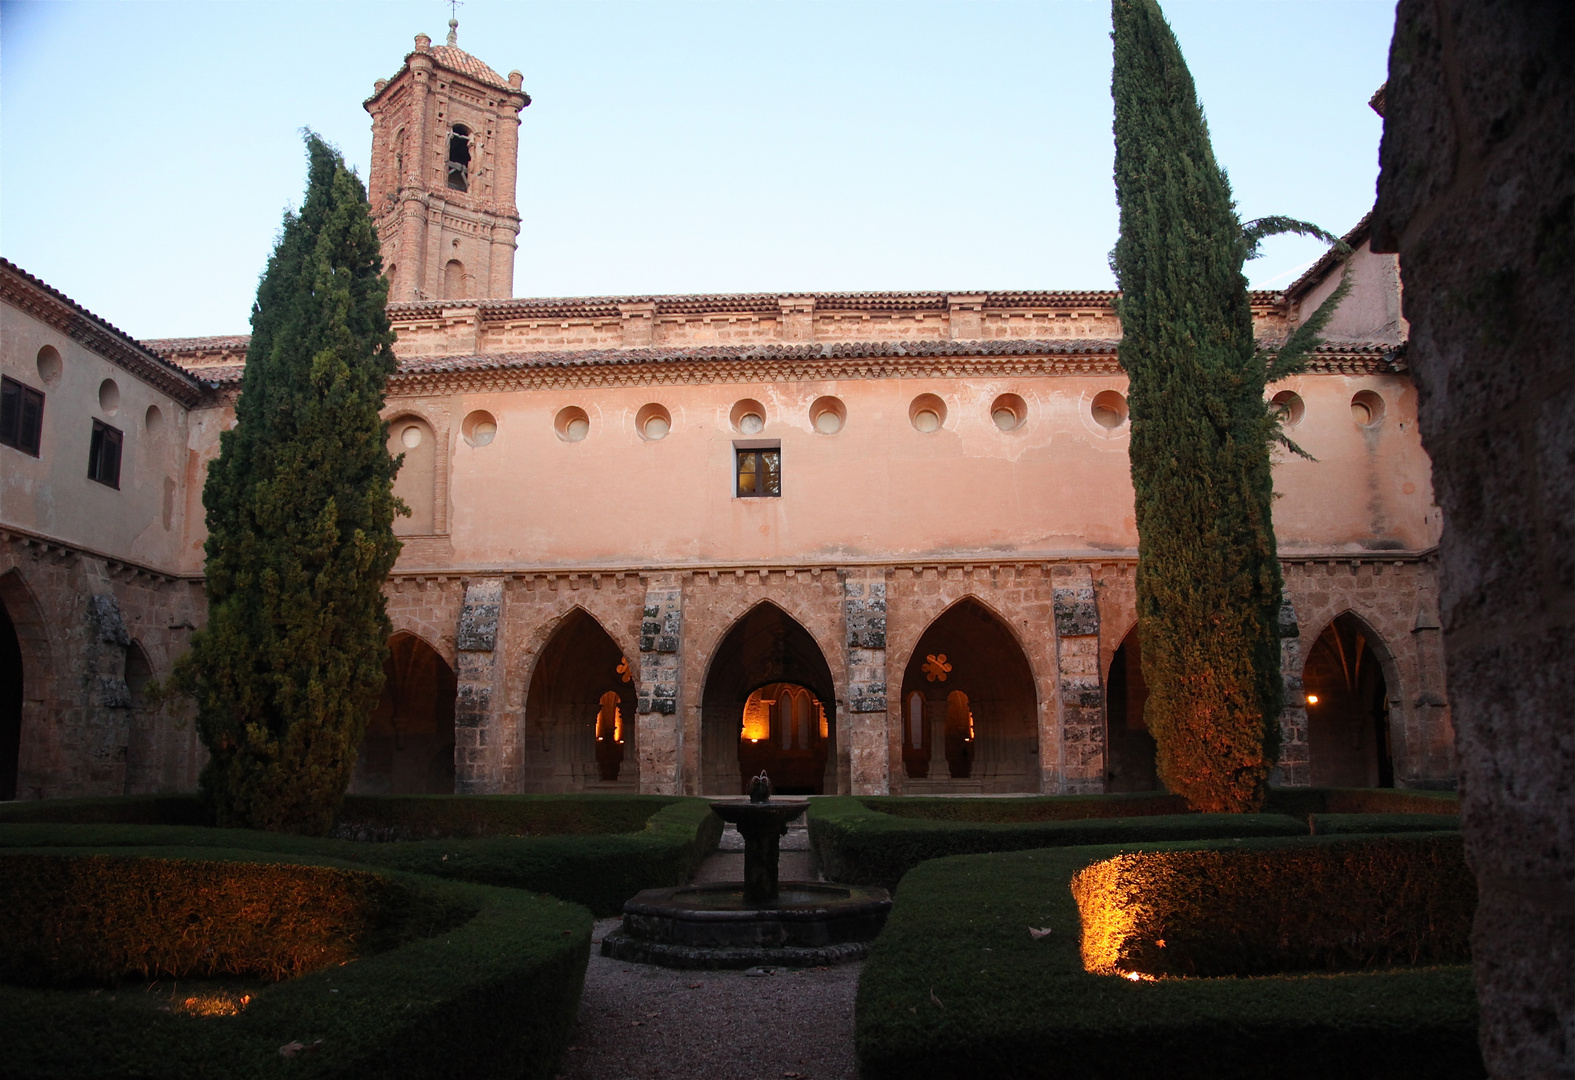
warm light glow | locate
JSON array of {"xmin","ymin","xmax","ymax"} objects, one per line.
[
  {"xmin": 180, "ymin": 991, "xmax": 252, "ymax": 1017},
  {"xmin": 741, "ymin": 689, "xmax": 772, "ymax": 741},
  {"xmin": 1305, "ymin": 694, "xmax": 1319, "ymax": 705},
  {"xmin": 818, "ymin": 703, "xmax": 829, "ymax": 740}
]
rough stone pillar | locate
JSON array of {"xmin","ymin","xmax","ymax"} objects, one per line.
[
  {"xmin": 1052, "ymin": 568, "xmax": 1102, "ymax": 794},
  {"xmin": 635, "ymin": 574, "xmax": 683, "ymax": 794},
  {"xmin": 1372, "ymin": 2, "xmax": 1574, "ymax": 1072},
  {"xmin": 843, "ymin": 574, "xmax": 889, "ymax": 796},
  {"xmin": 1272, "ymin": 598, "xmax": 1310, "ymax": 787},
  {"xmin": 1405, "ymin": 598, "xmax": 1454, "ymax": 786},
  {"xmin": 454, "ymin": 578, "xmax": 506, "ymax": 793},
  {"xmin": 83, "ymin": 593, "xmax": 132, "ymax": 795}
]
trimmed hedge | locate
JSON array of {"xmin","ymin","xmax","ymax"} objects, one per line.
[
  {"xmin": 1263, "ymin": 787, "xmax": 1459, "ymax": 818},
  {"xmin": 809, "ymin": 796, "xmax": 1308, "ymax": 891},
  {"xmin": 857, "ymin": 837, "xmax": 1483, "ymax": 1080},
  {"xmin": 862, "ymin": 792, "xmax": 1189, "ymax": 822},
  {"xmin": 0, "ymin": 848, "xmax": 590, "ymax": 1080},
  {"xmin": 1070, "ymin": 835, "xmax": 1474, "ymax": 977},
  {"xmin": 0, "ymin": 797, "xmax": 723, "ymax": 917}
]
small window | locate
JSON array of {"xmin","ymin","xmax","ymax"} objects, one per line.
[
  {"xmin": 447, "ymin": 124, "xmax": 471, "ymax": 191},
  {"xmin": 735, "ymin": 446, "xmax": 781, "ymax": 498},
  {"xmin": 88, "ymin": 419, "xmax": 123, "ymax": 488},
  {"xmin": 0, "ymin": 376, "xmax": 44, "ymax": 456}
]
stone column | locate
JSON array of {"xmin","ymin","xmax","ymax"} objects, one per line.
[
  {"xmin": 1272, "ymin": 598, "xmax": 1310, "ymax": 787},
  {"xmin": 453, "ymin": 578, "xmax": 505, "ymax": 793},
  {"xmin": 635, "ymin": 574, "xmax": 683, "ymax": 794},
  {"xmin": 843, "ymin": 574, "xmax": 889, "ymax": 796},
  {"xmin": 82, "ymin": 592, "xmax": 132, "ymax": 796},
  {"xmin": 1052, "ymin": 568, "xmax": 1101, "ymax": 794}
]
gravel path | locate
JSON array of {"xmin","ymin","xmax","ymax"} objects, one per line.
[{"xmin": 559, "ymin": 835, "xmax": 860, "ymax": 1080}]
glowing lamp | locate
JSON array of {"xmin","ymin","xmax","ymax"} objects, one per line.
[{"xmin": 1305, "ymin": 694, "xmax": 1319, "ymax": 705}]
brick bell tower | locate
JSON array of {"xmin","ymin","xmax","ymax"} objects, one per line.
[{"xmin": 364, "ymin": 20, "xmax": 530, "ymax": 302}]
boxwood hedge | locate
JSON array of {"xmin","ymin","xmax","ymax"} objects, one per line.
[
  {"xmin": 856, "ymin": 837, "xmax": 1484, "ymax": 1080},
  {"xmin": 0, "ymin": 847, "xmax": 591, "ymax": 1080}
]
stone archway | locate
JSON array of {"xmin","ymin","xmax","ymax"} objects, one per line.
[
  {"xmin": 350, "ymin": 632, "xmax": 457, "ymax": 795},
  {"xmin": 0, "ymin": 570, "xmax": 51, "ymax": 802},
  {"xmin": 701, "ymin": 602, "xmax": 838, "ymax": 796},
  {"xmin": 1303, "ymin": 613, "xmax": 1396, "ymax": 788},
  {"xmin": 1104, "ymin": 625, "xmax": 1162, "ymax": 793},
  {"xmin": 522, "ymin": 609, "xmax": 639, "ymax": 792},
  {"xmin": 899, "ymin": 598, "xmax": 1037, "ymax": 793}
]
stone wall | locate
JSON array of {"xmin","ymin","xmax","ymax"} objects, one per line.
[{"xmin": 1372, "ymin": 1, "xmax": 1574, "ymax": 1072}]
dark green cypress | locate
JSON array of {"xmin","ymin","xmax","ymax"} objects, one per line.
[
  {"xmin": 183, "ymin": 134, "xmax": 402, "ymax": 834},
  {"xmin": 1110, "ymin": 0, "xmax": 1290, "ymax": 812}
]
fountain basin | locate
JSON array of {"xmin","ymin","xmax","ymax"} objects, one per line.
[{"xmin": 600, "ymin": 881, "xmax": 891, "ymax": 969}]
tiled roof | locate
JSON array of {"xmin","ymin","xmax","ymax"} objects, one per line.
[
  {"xmin": 143, "ymin": 335, "xmax": 251, "ymax": 354},
  {"xmin": 430, "ymin": 45, "xmax": 511, "ymax": 91},
  {"xmin": 1285, "ymin": 211, "xmax": 1375, "ymax": 301}
]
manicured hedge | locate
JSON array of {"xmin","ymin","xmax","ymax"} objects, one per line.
[
  {"xmin": 0, "ymin": 797, "xmax": 723, "ymax": 916},
  {"xmin": 862, "ymin": 791, "xmax": 1190, "ymax": 822},
  {"xmin": 1263, "ymin": 786, "xmax": 1459, "ymax": 817},
  {"xmin": 809, "ymin": 796, "xmax": 1308, "ymax": 891},
  {"xmin": 0, "ymin": 848, "xmax": 590, "ymax": 1080},
  {"xmin": 857, "ymin": 838, "xmax": 1483, "ymax": 1080},
  {"xmin": 1070, "ymin": 835, "xmax": 1474, "ymax": 978}
]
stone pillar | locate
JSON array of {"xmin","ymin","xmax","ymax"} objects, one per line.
[
  {"xmin": 83, "ymin": 593, "xmax": 131, "ymax": 795},
  {"xmin": 1052, "ymin": 568, "xmax": 1102, "ymax": 794},
  {"xmin": 635, "ymin": 574, "xmax": 683, "ymax": 794},
  {"xmin": 1372, "ymin": 2, "xmax": 1574, "ymax": 1071},
  {"xmin": 454, "ymin": 578, "xmax": 505, "ymax": 793},
  {"xmin": 1272, "ymin": 598, "xmax": 1310, "ymax": 787},
  {"xmin": 843, "ymin": 574, "xmax": 889, "ymax": 796},
  {"xmin": 1405, "ymin": 598, "xmax": 1453, "ymax": 786}
]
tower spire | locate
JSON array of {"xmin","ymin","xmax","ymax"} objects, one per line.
[{"xmin": 446, "ymin": 0, "xmax": 461, "ymax": 45}]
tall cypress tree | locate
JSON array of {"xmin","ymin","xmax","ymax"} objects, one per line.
[
  {"xmin": 184, "ymin": 134, "xmax": 402, "ymax": 834},
  {"xmin": 1110, "ymin": 0, "xmax": 1345, "ymax": 812}
]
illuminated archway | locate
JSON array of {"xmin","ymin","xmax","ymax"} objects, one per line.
[
  {"xmin": 899, "ymin": 598, "xmax": 1037, "ymax": 793},
  {"xmin": 1303, "ymin": 613, "xmax": 1395, "ymax": 788},
  {"xmin": 522, "ymin": 609, "xmax": 638, "ymax": 791},
  {"xmin": 1104, "ymin": 626, "xmax": 1162, "ymax": 792},
  {"xmin": 701, "ymin": 603, "xmax": 837, "ymax": 795},
  {"xmin": 350, "ymin": 632, "xmax": 457, "ymax": 795}
]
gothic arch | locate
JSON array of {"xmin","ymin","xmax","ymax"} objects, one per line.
[
  {"xmin": 897, "ymin": 596, "xmax": 1038, "ymax": 793},
  {"xmin": 350, "ymin": 630, "xmax": 457, "ymax": 795},
  {"xmin": 1103, "ymin": 623, "xmax": 1161, "ymax": 793},
  {"xmin": 1300, "ymin": 610, "xmax": 1403, "ymax": 788},
  {"xmin": 0, "ymin": 569, "xmax": 54, "ymax": 801},
  {"xmin": 521, "ymin": 607, "xmax": 638, "ymax": 792},
  {"xmin": 699, "ymin": 601, "xmax": 839, "ymax": 796}
]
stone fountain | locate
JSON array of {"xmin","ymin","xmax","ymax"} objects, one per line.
[{"xmin": 600, "ymin": 772, "xmax": 891, "ymax": 968}]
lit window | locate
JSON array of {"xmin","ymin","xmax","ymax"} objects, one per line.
[
  {"xmin": 88, "ymin": 419, "xmax": 122, "ymax": 488},
  {"xmin": 735, "ymin": 447, "xmax": 781, "ymax": 498},
  {"xmin": 0, "ymin": 376, "xmax": 44, "ymax": 457}
]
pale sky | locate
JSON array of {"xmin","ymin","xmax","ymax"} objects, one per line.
[{"xmin": 0, "ymin": 0, "xmax": 1398, "ymax": 339}]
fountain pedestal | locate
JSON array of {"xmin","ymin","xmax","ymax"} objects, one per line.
[{"xmin": 709, "ymin": 799, "xmax": 807, "ymax": 904}]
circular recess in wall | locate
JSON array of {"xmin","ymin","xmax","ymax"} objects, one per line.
[
  {"xmin": 990, "ymin": 393, "xmax": 1027, "ymax": 432},
  {"xmin": 462, "ymin": 409, "xmax": 497, "ymax": 447},
  {"xmin": 1090, "ymin": 390, "xmax": 1128, "ymax": 429},
  {"xmin": 98, "ymin": 378, "xmax": 121, "ymax": 416},
  {"xmin": 730, "ymin": 399, "xmax": 767, "ymax": 435},
  {"xmin": 400, "ymin": 422, "xmax": 425, "ymax": 449},
  {"xmin": 1351, "ymin": 390, "xmax": 1385, "ymax": 427},
  {"xmin": 809, "ymin": 396, "xmax": 846, "ymax": 435},
  {"xmin": 145, "ymin": 404, "xmax": 165, "ymax": 434},
  {"xmin": 909, "ymin": 394, "xmax": 947, "ymax": 433},
  {"xmin": 1270, "ymin": 390, "xmax": 1305, "ymax": 427},
  {"xmin": 36, "ymin": 346, "xmax": 62, "ymax": 384},
  {"xmin": 637, "ymin": 403, "xmax": 672, "ymax": 441},
  {"xmin": 555, "ymin": 405, "xmax": 591, "ymax": 442}
]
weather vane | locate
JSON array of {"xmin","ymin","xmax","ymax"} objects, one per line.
[{"xmin": 446, "ymin": 0, "xmax": 462, "ymax": 45}]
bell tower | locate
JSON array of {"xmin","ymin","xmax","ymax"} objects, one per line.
[{"xmin": 364, "ymin": 21, "xmax": 530, "ymax": 302}]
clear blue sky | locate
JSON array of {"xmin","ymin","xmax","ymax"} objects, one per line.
[{"xmin": 0, "ymin": 0, "xmax": 1398, "ymax": 339}]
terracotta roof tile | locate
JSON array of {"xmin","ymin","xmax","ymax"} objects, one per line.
[{"xmin": 429, "ymin": 45, "xmax": 510, "ymax": 91}]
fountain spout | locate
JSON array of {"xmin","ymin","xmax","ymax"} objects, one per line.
[{"xmin": 711, "ymin": 773, "xmax": 806, "ymax": 904}]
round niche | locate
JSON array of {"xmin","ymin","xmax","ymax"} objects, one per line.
[
  {"xmin": 98, "ymin": 378, "xmax": 121, "ymax": 415},
  {"xmin": 144, "ymin": 404, "xmax": 165, "ymax": 434},
  {"xmin": 636, "ymin": 403, "xmax": 672, "ymax": 441},
  {"xmin": 1351, "ymin": 390, "xmax": 1385, "ymax": 427},
  {"xmin": 462, "ymin": 410, "xmax": 497, "ymax": 447},
  {"xmin": 809, "ymin": 396, "xmax": 846, "ymax": 435},
  {"xmin": 730, "ymin": 399, "xmax": 766, "ymax": 435},
  {"xmin": 555, "ymin": 406, "xmax": 591, "ymax": 442},
  {"xmin": 1270, "ymin": 390, "xmax": 1305, "ymax": 427},
  {"xmin": 1090, "ymin": 390, "xmax": 1128, "ymax": 429},
  {"xmin": 909, "ymin": 394, "xmax": 947, "ymax": 434},
  {"xmin": 36, "ymin": 345, "xmax": 62, "ymax": 384},
  {"xmin": 990, "ymin": 393, "xmax": 1027, "ymax": 432},
  {"xmin": 400, "ymin": 422, "xmax": 425, "ymax": 449}
]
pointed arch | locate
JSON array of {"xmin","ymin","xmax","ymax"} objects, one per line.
[
  {"xmin": 700, "ymin": 600, "xmax": 838, "ymax": 796},
  {"xmin": 1104, "ymin": 623, "xmax": 1162, "ymax": 792},
  {"xmin": 1301, "ymin": 611, "xmax": 1400, "ymax": 788},
  {"xmin": 897, "ymin": 596, "xmax": 1038, "ymax": 793},
  {"xmin": 350, "ymin": 630, "xmax": 457, "ymax": 795},
  {"xmin": 0, "ymin": 569, "xmax": 53, "ymax": 801},
  {"xmin": 122, "ymin": 640, "xmax": 158, "ymax": 794},
  {"xmin": 522, "ymin": 607, "xmax": 638, "ymax": 792}
]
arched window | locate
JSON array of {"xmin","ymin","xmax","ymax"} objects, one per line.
[{"xmin": 446, "ymin": 124, "xmax": 471, "ymax": 191}]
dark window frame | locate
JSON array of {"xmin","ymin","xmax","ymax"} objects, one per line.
[
  {"xmin": 88, "ymin": 418, "xmax": 123, "ymax": 489},
  {"xmin": 734, "ymin": 441, "xmax": 782, "ymax": 498},
  {"xmin": 0, "ymin": 375, "xmax": 44, "ymax": 457}
]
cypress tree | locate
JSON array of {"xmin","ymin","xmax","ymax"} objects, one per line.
[
  {"xmin": 183, "ymin": 133, "xmax": 402, "ymax": 834},
  {"xmin": 1109, "ymin": 0, "xmax": 1345, "ymax": 812}
]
